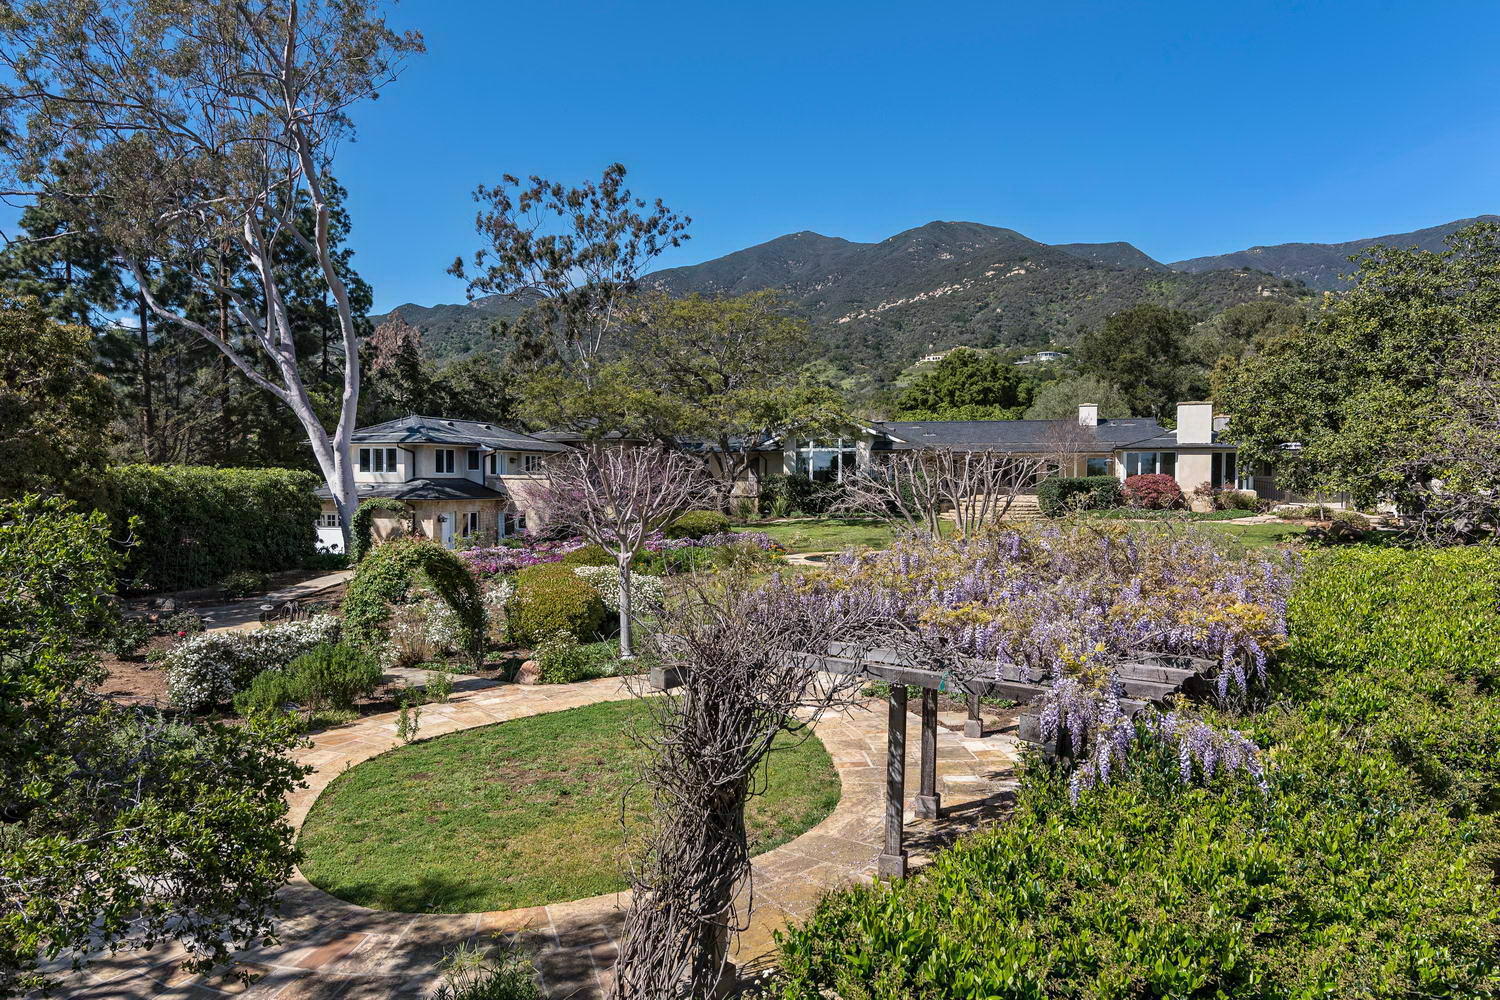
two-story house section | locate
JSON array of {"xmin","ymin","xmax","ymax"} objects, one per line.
[{"xmin": 313, "ymin": 415, "xmax": 569, "ymax": 552}]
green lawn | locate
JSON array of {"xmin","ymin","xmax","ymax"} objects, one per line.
[
  {"xmin": 737, "ymin": 517, "xmax": 898, "ymax": 553},
  {"xmin": 1199, "ymin": 522, "xmax": 1308, "ymax": 548},
  {"xmin": 298, "ymin": 699, "xmax": 840, "ymax": 913}
]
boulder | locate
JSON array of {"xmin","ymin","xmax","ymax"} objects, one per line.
[{"xmin": 515, "ymin": 659, "xmax": 541, "ymax": 685}]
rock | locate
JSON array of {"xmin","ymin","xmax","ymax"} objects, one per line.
[{"xmin": 516, "ymin": 659, "xmax": 541, "ymax": 685}]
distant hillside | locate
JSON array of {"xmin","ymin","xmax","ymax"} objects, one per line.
[
  {"xmin": 371, "ymin": 293, "xmax": 533, "ymax": 359},
  {"xmin": 1054, "ymin": 241, "xmax": 1170, "ymax": 271},
  {"xmin": 647, "ymin": 221, "xmax": 1302, "ymax": 378},
  {"xmin": 1170, "ymin": 215, "xmax": 1500, "ymax": 291}
]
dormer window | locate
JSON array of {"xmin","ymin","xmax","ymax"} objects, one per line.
[
  {"xmin": 358, "ymin": 447, "xmax": 397, "ymax": 473},
  {"xmin": 434, "ymin": 449, "xmax": 455, "ymax": 474}
]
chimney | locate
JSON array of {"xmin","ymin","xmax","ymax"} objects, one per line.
[
  {"xmin": 1176, "ymin": 401, "xmax": 1215, "ymax": 444},
  {"xmin": 1077, "ymin": 403, "xmax": 1098, "ymax": 427}
]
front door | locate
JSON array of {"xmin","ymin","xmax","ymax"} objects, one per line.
[{"xmin": 440, "ymin": 512, "xmax": 455, "ymax": 548}]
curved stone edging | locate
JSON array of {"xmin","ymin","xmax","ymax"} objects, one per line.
[{"xmin": 76, "ymin": 676, "xmax": 1022, "ymax": 1000}]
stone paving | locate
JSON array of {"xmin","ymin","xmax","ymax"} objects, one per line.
[{"xmin": 50, "ymin": 676, "xmax": 1021, "ymax": 999}]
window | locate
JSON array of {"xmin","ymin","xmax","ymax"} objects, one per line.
[
  {"xmin": 468, "ymin": 450, "xmax": 481, "ymax": 471},
  {"xmin": 794, "ymin": 439, "xmax": 859, "ymax": 483},
  {"xmin": 1211, "ymin": 452, "xmax": 1238, "ymax": 488},
  {"xmin": 522, "ymin": 454, "xmax": 542, "ymax": 473},
  {"xmin": 434, "ymin": 449, "xmax": 455, "ymax": 474},
  {"xmin": 488, "ymin": 453, "xmax": 499, "ymax": 475},
  {"xmin": 357, "ymin": 447, "xmax": 398, "ymax": 473},
  {"xmin": 317, "ymin": 511, "xmax": 341, "ymax": 528},
  {"xmin": 462, "ymin": 511, "xmax": 480, "ymax": 537},
  {"xmin": 504, "ymin": 511, "xmax": 527, "ymax": 535},
  {"xmin": 1085, "ymin": 456, "xmax": 1111, "ymax": 476},
  {"xmin": 1123, "ymin": 452, "xmax": 1177, "ymax": 477}
]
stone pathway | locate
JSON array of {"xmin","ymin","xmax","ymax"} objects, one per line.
[{"xmin": 51, "ymin": 676, "xmax": 1021, "ymax": 999}]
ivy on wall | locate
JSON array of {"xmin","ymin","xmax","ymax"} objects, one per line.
[{"xmin": 349, "ymin": 498, "xmax": 410, "ymax": 564}]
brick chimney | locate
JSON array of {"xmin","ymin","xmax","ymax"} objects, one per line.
[
  {"xmin": 1176, "ymin": 401, "xmax": 1215, "ymax": 444},
  {"xmin": 1077, "ymin": 403, "xmax": 1099, "ymax": 427}
]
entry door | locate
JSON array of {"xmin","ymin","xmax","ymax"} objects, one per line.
[{"xmin": 440, "ymin": 512, "xmax": 455, "ymax": 547}]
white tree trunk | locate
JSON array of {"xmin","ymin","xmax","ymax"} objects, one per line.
[{"xmin": 618, "ymin": 552, "xmax": 635, "ymax": 659}]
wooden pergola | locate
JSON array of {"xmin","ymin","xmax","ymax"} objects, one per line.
[{"xmin": 652, "ymin": 643, "xmax": 1216, "ymax": 879}]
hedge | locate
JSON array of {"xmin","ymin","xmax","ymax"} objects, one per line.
[
  {"xmin": 666, "ymin": 510, "xmax": 731, "ymax": 539},
  {"xmin": 1036, "ymin": 475, "xmax": 1122, "ymax": 516},
  {"xmin": 102, "ymin": 465, "xmax": 320, "ymax": 592},
  {"xmin": 772, "ymin": 547, "xmax": 1500, "ymax": 999}
]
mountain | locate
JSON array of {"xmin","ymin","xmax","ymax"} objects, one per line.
[
  {"xmin": 1169, "ymin": 216, "xmax": 1500, "ymax": 291},
  {"xmin": 1054, "ymin": 241, "xmax": 1170, "ymax": 271},
  {"xmin": 372, "ymin": 293, "xmax": 534, "ymax": 358},
  {"xmin": 646, "ymin": 221, "xmax": 1301, "ymax": 376}
]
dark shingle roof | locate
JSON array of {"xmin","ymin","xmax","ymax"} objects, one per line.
[
  {"xmin": 873, "ymin": 417, "xmax": 1169, "ymax": 452},
  {"xmin": 314, "ymin": 478, "xmax": 509, "ymax": 502},
  {"xmin": 351, "ymin": 415, "xmax": 568, "ymax": 452}
]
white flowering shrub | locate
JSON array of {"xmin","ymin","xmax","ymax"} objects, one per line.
[
  {"xmin": 573, "ymin": 566, "xmax": 665, "ymax": 615},
  {"xmin": 381, "ymin": 589, "xmax": 480, "ymax": 669},
  {"xmin": 164, "ymin": 614, "xmax": 341, "ymax": 711},
  {"xmin": 482, "ymin": 576, "xmax": 514, "ymax": 645}
]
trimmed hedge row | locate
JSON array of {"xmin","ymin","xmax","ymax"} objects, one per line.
[
  {"xmin": 102, "ymin": 465, "xmax": 320, "ymax": 592},
  {"xmin": 772, "ymin": 547, "xmax": 1500, "ymax": 999},
  {"xmin": 1036, "ymin": 475, "xmax": 1122, "ymax": 516}
]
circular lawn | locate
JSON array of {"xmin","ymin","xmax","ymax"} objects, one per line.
[{"xmin": 297, "ymin": 699, "xmax": 841, "ymax": 913}]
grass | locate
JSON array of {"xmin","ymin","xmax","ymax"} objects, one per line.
[
  {"xmin": 297, "ymin": 699, "xmax": 841, "ymax": 913},
  {"xmin": 736, "ymin": 517, "xmax": 898, "ymax": 553},
  {"xmin": 1199, "ymin": 522, "xmax": 1308, "ymax": 548}
]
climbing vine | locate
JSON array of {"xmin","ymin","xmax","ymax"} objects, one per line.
[
  {"xmin": 340, "ymin": 537, "xmax": 486, "ymax": 665},
  {"xmin": 348, "ymin": 498, "xmax": 410, "ymax": 563}
]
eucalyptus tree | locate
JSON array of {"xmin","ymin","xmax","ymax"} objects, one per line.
[
  {"xmin": 0, "ymin": 0, "xmax": 421, "ymax": 548},
  {"xmin": 450, "ymin": 163, "xmax": 691, "ymax": 388}
]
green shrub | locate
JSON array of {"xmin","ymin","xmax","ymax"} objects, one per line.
[
  {"xmin": 559, "ymin": 543, "xmax": 614, "ymax": 567},
  {"xmin": 1036, "ymin": 475, "xmax": 1122, "ymax": 516},
  {"xmin": 773, "ymin": 548, "xmax": 1500, "ymax": 999},
  {"xmin": 340, "ymin": 538, "xmax": 486, "ymax": 663},
  {"xmin": 431, "ymin": 942, "xmax": 541, "ymax": 1000},
  {"xmin": 506, "ymin": 563, "xmax": 607, "ymax": 647},
  {"xmin": 219, "ymin": 569, "xmax": 270, "ymax": 598},
  {"xmin": 666, "ymin": 510, "xmax": 730, "ymax": 539},
  {"xmin": 303, "ymin": 551, "xmax": 349, "ymax": 572},
  {"xmin": 233, "ymin": 642, "xmax": 382, "ymax": 716},
  {"xmin": 534, "ymin": 635, "xmax": 620, "ymax": 684},
  {"xmin": 165, "ymin": 614, "xmax": 341, "ymax": 711},
  {"xmin": 107, "ymin": 617, "xmax": 154, "ymax": 659},
  {"xmin": 101, "ymin": 465, "xmax": 319, "ymax": 592},
  {"xmin": 759, "ymin": 474, "xmax": 842, "ymax": 516},
  {"xmin": 349, "ymin": 497, "xmax": 408, "ymax": 563}
]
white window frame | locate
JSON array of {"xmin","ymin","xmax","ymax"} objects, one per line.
[
  {"xmin": 317, "ymin": 511, "xmax": 342, "ymax": 528},
  {"xmin": 434, "ymin": 449, "xmax": 455, "ymax": 474},
  {"xmin": 522, "ymin": 454, "xmax": 542, "ymax": 473},
  {"xmin": 1085, "ymin": 456, "xmax": 1111, "ymax": 477},
  {"xmin": 1123, "ymin": 451, "xmax": 1177, "ymax": 477},
  {"xmin": 462, "ymin": 511, "xmax": 480, "ymax": 537}
]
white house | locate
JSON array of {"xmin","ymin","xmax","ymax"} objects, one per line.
[{"xmin": 313, "ymin": 415, "xmax": 567, "ymax": 552}]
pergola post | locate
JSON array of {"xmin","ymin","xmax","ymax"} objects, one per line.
[
  {"xmin": 876, "ymin": 685, "xmax": 909, "ymax": 879},
  {"xmin": 916, "ymin": 688, "xmax": 941, "ymax": 818},
  {"xmin": 964, "ymin": 689, "xmax": 984, "ymax": 738}
]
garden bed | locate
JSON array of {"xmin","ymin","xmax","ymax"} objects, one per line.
[{"xmin": 298, "ymin": 698, "xmax": 841, "ymax": 913}]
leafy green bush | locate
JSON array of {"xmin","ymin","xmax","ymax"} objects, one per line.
[
  {"xmin": 1036, "ymin": 475, "xmax": 1122, "ymax": 516},
  {"xmin": 506, "ymin": 563, "xmax": 607, "ymax": 647},
  {"xmin": 559, "ymin": 543, "xmax": 614, "ymax": 567},
  {"xmin": 760, "ymin": 474, "xmax": 842, "ymax": 516},
  {"xmin": 430, "ymin": 942, "xmax": 541, "ymax": 1000},
  {"xmin": 164, "ymin": 615, "xmax": 341, "ymax": 711},
  {"xmin": 773, "ymin": 547, "xmax": 1500, "ymax": 999},
  {"xmin": 666, "ymin": 509, "xmax": 731, "ymax": 539},
  {"xmin": 233, "ymin": 643, "xmax": 382, "ymax": 717},
  {"xmin": 534, "ymin": 635, "xmax": 621, "ymax": 684},
  {"xmin": 107, "ymin": 617, "xmax": 154, "ymax": 659},
  {"xmin": 101, "ymin": 465, "xmax": 319, "ymax": 592},
  {"xmin": 219, "ymin": 569, "xmax": 270, "ymax": 598},
  {"xmin": 303, "ymin": 551, "xmax": 349, "ymax": 572}
]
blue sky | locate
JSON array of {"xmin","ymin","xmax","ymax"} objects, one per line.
[{"xmin": 342, "ymin": 0, "xmax": 1500, "ymax": 312}]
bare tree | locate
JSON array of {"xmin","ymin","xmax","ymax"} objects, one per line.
[
  {"xmin": 450, "ymin": 164, "xmax": 690, "ymax": 385},
  {"xmin": 839, "ymin": 448, "xmax": 1050, "ymax": 536},
  {"xmin": 0, "ymin": 0, "xmax": 422, "ymax": 549},
  {"xmin": 611, "ymin": 574, "xmax": 882, "ymax": 998},
  {"xmin": 528, "ymin": 445, "xmax": 717, "ymax": 657}
]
